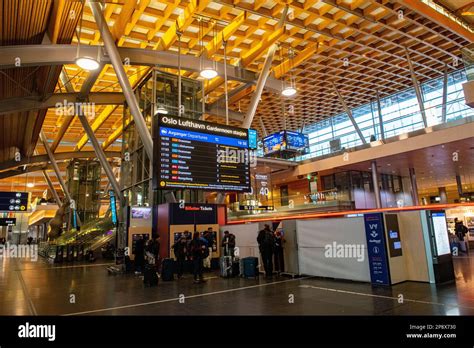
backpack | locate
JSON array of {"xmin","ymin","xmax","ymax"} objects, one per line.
[{"xmin": 263, "ymin": 231, "xmax": 274, "ymax": 248}]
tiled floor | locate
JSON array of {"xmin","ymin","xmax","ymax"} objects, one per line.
[{"xmin": 1, "ymin": 255, "xmax": 474, "ymax": 316}]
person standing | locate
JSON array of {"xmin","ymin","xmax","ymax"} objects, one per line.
[
  {"xmin": 134, "ymin": 236, "xmax": 145, "ymax": 274},
  {"xmin": 172, "ymin": 235, "xmax": 187, "ymax": 279},
  {"xmin": 203, "ymin": 227, "xmax": 215, "ymax": 270},
  {"xmin": 222, "ymin": 230, "xmax": 236, "ymax": 257},
  {"xmin": 257, "ymin": 224, "xmax": 275, "ymax": 277},
  {"xmin": 190, "ymin": 232, "xmax": 207, "ymax": 284},
  {"xmin": 273, "ymin": 230, "xmax": 285, "ymax": 274},
  {"xmin": 455, "ymin": 218, "xmax": 469, "ymax": 254}
]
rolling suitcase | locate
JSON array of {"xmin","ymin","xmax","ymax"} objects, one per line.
[
  {"xmin": 161, "ymin": 258, "xmax": 175, "ymax": 281},
  {"xmin": 232, "ymin": 260, "xmax": 240, "ymax": 277},
  {"xmin": 220, "ymin": 256, "xmax": 232, "ymax": 277},
  {"xmin": 241, "ymin": 257, "xmax": 258, "ymax": 279},
  {"xmin": 143, "ymin": 264, "xmax": 158, "ymax": 287}
]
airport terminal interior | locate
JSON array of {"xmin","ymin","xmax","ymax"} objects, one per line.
[{"xmin": 1, "ymin": 0, "xmax": 474, "ymax": 317}]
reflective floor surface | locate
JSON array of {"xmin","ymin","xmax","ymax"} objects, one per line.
[{"xmin": 1, "ymin": 255, "xmax": 474, "ymax": 315}]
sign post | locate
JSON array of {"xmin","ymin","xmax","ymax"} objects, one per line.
[{"xmin": 364, "ymin": 213, "xmax": 391, "ymax": 286}]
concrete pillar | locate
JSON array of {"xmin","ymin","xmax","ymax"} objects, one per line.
[
  {"xmin": 409, "ymin": 167, "xmax": 420, "ymax": 206},
  {"xmin": 438, "ymin": 187, "xmax": 448, "ymax": 204},
  {"xmin": 371, "ymin": 161, "xmax": 382, "ymax": 209}
]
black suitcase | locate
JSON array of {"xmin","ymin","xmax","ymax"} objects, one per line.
[
  {"xmin": 143, "ymin": 264, "xmax": 158, "ymax": 287},
  {"xmin": 232, "ymin": 260, "xmax": 240, "ymax": 277},
  {"xmin": 161, "ymin": 258, "xmax": 174, "ymax": 281}
]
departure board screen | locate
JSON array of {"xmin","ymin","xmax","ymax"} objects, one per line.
[
  {"xmin": 156, "ymin": 115, "xmax": 251, "ymax": 192},
  {"xmin": 0, "ymin": 192, "xmax": 28, "ymax": 212}
]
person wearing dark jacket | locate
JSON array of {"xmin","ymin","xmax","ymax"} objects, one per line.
[
  {"xmin": 189, "ymin": 232, "xmax": 207, "ymax": 284},
  {"xmin": 257, "ymin": 224, "xmax": 275, "ymax": 277},
  {"xmin": 172, "ymin": 235, "xmax": 188, "ymax": 279},
  {"xmin": 134, "ymin": 236, "xmax": 145, "ymax": 274},
  {"xmin": 273, "ymin": 230, "xmax": 285, "ymax": 274},
  {"xmin": 455, "ymin": 218, "xmax": 469, "ymax": 254},
  {"xmin": 222, "ymin": 231, "xmax": 236, "ymax": 257}
]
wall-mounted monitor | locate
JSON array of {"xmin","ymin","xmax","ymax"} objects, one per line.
[{"xmin": 431, "ymin": 211, "xmax": 451, "ymax": 256}]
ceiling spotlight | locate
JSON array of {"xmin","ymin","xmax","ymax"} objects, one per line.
[
  {"xmin": 200, "ymin": 68, "xmax": 218, "ymax": 79},
  {"xmin": 75, "ymin": 57, "xmax": 100, "ymax": 71},
  {"xmin": 155, "ymin": 105, "xmax": 169, "ymax": 115},
  {"xmin": 281, "ymin": 86, "xmax": 297, "ymax": 97},
  {"xmin": 26, "ymin": 183, "xmax": 34, "ymax": 188}
]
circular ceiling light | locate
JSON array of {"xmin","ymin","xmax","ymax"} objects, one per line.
[
  {"xmin": 26, "ymin": 183, "xmax": 34, "ymax": 188},
  {"xmin": 200, "ymin": 68, "xmax": 218, "ymax": 79},
  {"xmin": 75, "ymin": 57, "xmax": 100, "ymax": 71},
  {"xmin": 281, "ymin": 86, "xmax": 297, "ymax": 97},
  {"xmin": 155, "ymin": 105, "xmax": 169, "ymax": 115}
]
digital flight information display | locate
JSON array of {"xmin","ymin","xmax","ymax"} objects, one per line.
[
  {"xmin": 156, "ymin": 115, "xmax": 252, "ymax": 192},
  {"xmin": 0, "ymin": 192, "xmax": 28, "ymax": 212}
]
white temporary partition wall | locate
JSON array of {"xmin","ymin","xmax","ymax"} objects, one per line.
[
  {"xmin": 220, "ymin": 223, "xmax": 260, "ymax": 259},
  {"xmin": 297, "ymin": 216, "xmax": 371, "ymax": 282}
]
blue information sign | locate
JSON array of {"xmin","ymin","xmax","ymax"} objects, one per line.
[
  {"xmin": 72, "ymin": 210, "xmax": 77, "ymax": 229},
  {"xmin": 109, "ymin": 190, "xmax": 118, "ymax": 226},
  {"xmin": 248, "ymin": 128, "xmax": 258, "ymax": 149},
  {"xmin": 364, "ymin": 213, "xmax": 391, "ymax": 285}
]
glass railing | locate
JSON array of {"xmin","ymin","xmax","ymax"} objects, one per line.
[{"xmin": 227, "ymin": 190, "xmax": 354, "ymax": 221}]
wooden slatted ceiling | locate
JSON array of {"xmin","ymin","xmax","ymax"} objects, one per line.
[
  {"xmin": 46, "ymin": 0, "xmax": 471, "ymax": 150},
  {"xmin": 0, "ymin": 0, "xmax": 83, "ymax": 164},
  {"xmin": 2, "ymin": 0, "xmax": 473, "ymax": 198}
]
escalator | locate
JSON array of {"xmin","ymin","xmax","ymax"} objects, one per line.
[{"xmin": 39, "ymin": 213, "xmax": 116, "ymax": 262}]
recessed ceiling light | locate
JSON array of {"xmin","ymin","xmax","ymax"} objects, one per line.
[{"xmin": 26, "ymin": 183, "xmax": 34, "ymax": 188}]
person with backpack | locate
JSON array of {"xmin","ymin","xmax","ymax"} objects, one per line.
[
  {"xmin": 172, "ymin": 235, "xmax": 188, "ymax": 279},
  {"xmin": 189, "ymin": 231, "xmax": 208, "ymax": 284},
  {"xmin": 455, "ymin": 218, "xmax": 469, "ymax": 254},
  {"xmin": 222, "ymin": 230, "xmax": 236, "ymax": 257},
  {"xmin": 257, "ymin": 224, "xmax": 275, "ymax": 277}
]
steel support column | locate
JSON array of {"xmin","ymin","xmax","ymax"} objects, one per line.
[
  {"xmin": 242, "ymin": 5, "xmax": 288, "ymax": 129},
  {"xmin": 456, "ymin": 174, "xmax": 463, "ymax": 197},
  {"xmin": 39, "ymin": 131, "xmax": 81, "ymax": 226},
  {"xmin": 409, "ymin": 167, "xmax": 420, "ymax": 206},
  {"xmin": 89, "ymin": 0, "xmax": 153, "ymax": 161},
  {"xmin": 77, "ymin": 106, "xmax": 124, "ymax": 206},
  {"xmin": 405, "ymin": 48, "xmax": 427, "ymax": 128},
  {"xmin": 438, "ymin": 187, "xmax": 448, "ymax": 204},
  {"xmin": 376, "ymin": 89, "xmax": 385, "ymax": 141},
  {"xmin": 216, "ymin": 192, "xmax": 226, "ymax": 204},
  {"xmin": 259, "ymin": 117, "xmax": 268, "ymax": 137},
  {"xmin": 371, "ymin": 161, "xmax": 382, "ymax": 209},
  {"xmin": 41, "ymin": 170, "xmax": 62, "ymax": 206},
  {"xmin": 333, "ymin": 83, "xmax": 367, "ymax": 144},
  {"xmin": 441, "ymin": 64, "xmax": 448, "ymax": 124}
]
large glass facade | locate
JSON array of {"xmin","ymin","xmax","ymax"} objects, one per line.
[{"xmin": 302, "ymin": 69, "xmax": 473, "ymax": 160}]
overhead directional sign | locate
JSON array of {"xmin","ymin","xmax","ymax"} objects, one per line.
[
  {"xmin": 0, "ymin": 218, "xmax": 16, "ymax": 226},
  {"xmin": 0, "ymin": 192, "xmax": 28, "ymax": 212}
]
